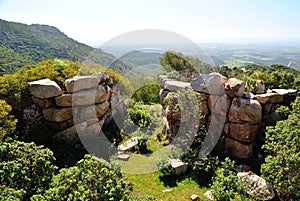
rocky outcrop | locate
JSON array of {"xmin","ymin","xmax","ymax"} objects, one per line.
[
  {"xmin": 28, "ymin": 73, "xmax": 114, "ymax": 147},
  {"xmin": 225, "ymin": 78, "xmax": 245, "ymax": 98}
]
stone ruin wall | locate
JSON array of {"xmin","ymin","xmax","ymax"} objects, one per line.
[
  {"xmin": 160, "ymin": 73, "xmax": 298, "ymax": 159},
  {"xmin": 27, "ymin": 72, "xmax": 120, "ymax": 147}
]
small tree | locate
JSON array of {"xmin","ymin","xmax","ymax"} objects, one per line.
[{"xmin": 261, "ymin": 97, "xmax": 300, "ymax": 200}]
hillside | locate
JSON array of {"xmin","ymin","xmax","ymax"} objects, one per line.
[{"xmin": 0, "ymin": 19, "xmax": 132, "ymax": 74}]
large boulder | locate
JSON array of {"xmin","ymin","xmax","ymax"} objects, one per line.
[
  {"xmin": 229, "ymin": 123, "xmax": 260, "ymax": 144},
  {"xmin": 237, "ymin": 171, "xmax": 275, "ymax": 200},
  {"xmin": 224, "ymin": 78, "xmax": 245, "ymax": 98},
  {"xmin": 228, "ymin": 98, "xmax": 262, "ymax": 124},
  {"xmin": 55, "ymin": 85, "xmax": 110, "ymax": 107},
  {"xmin": 28, "ymin": 79, "xmax": 62, "ymax": 98},
  {"xmin": 225, "ymin": 138, "xmax": 253, "ymax": 158},
  {"xmin": 192, "ymin": 73, "xmax": 227, "ymax": 95},
  {"xmin": 43, "ymin": 107, "xmax": 72, "ymax": 122},
  {"xmin": 65, "ymin": 76, "xmax": 99, "ymax": 92},
  {"xmin": 32, "ymin": 97, "xmax": 54, "ymax": 108},
  {"xmin": 54, "ymin": 122, "xmax": 88, "ymax": 144},
  {"xmin": 208, "ymin": 95, "xmax": 228, "ymax": 114}
]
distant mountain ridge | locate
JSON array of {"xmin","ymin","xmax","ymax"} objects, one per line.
[{"xmin": 0, "ymin": 19, "xmax": 131, "ymax": 74}]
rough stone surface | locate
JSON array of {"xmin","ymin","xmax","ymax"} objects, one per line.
[
  {"xmin": 159, "ymin": 89, "xmax": 170, "ymax": 104},
  {"xmin": 28, "ymin": 79, "xmax": 62, "ymax": 98},
  {"xmin": 49, "ymin": 119, "xmax": 74, "ymax": 131},
  {"xmin": 208, "ymin": 95, "xmax": 228, "ymax": 114},
  {"xmin": 237, "ymin": 171, "xmax": 275, "ymax": 200},
  {"xmin": 73, "ymin": 101, "xmax": 110, "ymax": 123},
  {"xmin": 117, "ymin": 154, "xmax": 130, "ymax": 161},
  {"xmin": 169, "ymin": 159, "xmax": 188, "ymax": 175},
  {"xmin": 192, "ymin": 73, "xmax": 227, "ymax": 95},
  {"xmin": 255, "ymin": 92, "xmax": 284, "ymax": 104},
  {"xmin": 228, "ymin": 98, "xmax": 262, "ymax": 124},
  {"xmin": 225, "ymin": 138, "xmax": 253, "ymax": 158},
  {"xmin": 93, "ymin": 72, "xmax": 109, "ymax": 84},
  {"xmin": 229, "ymin": 123, "xmax": 260, "ymax": 144},
  {"xmin": 65, "ymin": 76, "xmax": 99, "ymax": 92},
  {"xmin": 225, "ymin": 78, "xmax": 245, "ymax": 98},
  {"xmin": 43, "ymin": 107, "xmax": 72, "ymax": 122},
  {"xmin": 55, "ymin": 85, "xmax": 109, "ymax": 107},
  {"xmin": 256, "ymin": 80, "xmax": 266, "ymax": 94},
  {"xmin": 54, "ymin": 122, "xmax": 87, "ymax": 144},
  {"xmin": 163, "ymin": 80, "xmax": 191, "ymax": 92},
  {"xmin": 32, "ymin": 97, "xmax": 54, "ymax": 108}
]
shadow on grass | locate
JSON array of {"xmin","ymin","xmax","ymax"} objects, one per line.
[{"xmin": 158, "ymin": 174, "xmax": 187, "ymax": 187}]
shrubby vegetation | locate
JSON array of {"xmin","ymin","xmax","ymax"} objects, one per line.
[
  {"xmin": 261, "ymin": 97, "xmax": 300, "ymax": 200},
  {"xmin": 32, "ymin": 155, "xmax": 133, "ymax": 201},
  {"xmin": 0, "ymin": 141, "xmax": 57, "ymax": 200},
  {"xmin": 0, "ymin": 99, "xmax": 17, "ymax": 141}
]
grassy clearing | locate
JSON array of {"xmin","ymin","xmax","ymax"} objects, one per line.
[{"xmin": 125, "ymin": 171, "xmax": 210, "ymax": 201}]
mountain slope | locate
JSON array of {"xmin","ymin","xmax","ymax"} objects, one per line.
[{"xmin": 0, "ymin": 19, "xmax": 131, "ymax": 74}]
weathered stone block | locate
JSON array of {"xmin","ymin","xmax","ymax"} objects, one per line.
[
  {"xmin": 192, "ymin": 73, "xmax": 227, "ymax": 95},
  {"xmin": 73, "ymin": 101, "xmax": 110, "ymax": 123},
  {"xmin": 43, "ymin": 107, "xmax": 72, "ymax": 122},
  {"xmin": 225, "ymin": 138, "xmax": 253, "ymax": 158},
  {"xmin": 229, "ymin": 123, "xmax": 259, "ymax": 144},
  {"xmin": 65, "ymin": 76, "xmax": 99, "ymax": 92},
  {"xmin": 55, "ymin": 85, "xmax": 109, "ymax": 107},
  {"xmin": 32, "ymin": 97, "xmax": 54, "ymax": 108},
  {"xmin": 208, "ymin": 95, "xmax": 227, "ymax": 114},
  {"xmin": 225, "ymin": 78, "xmax": 245, "ymax": 98},
  {"xmin": 255, "ymin": 92, "xmax": 284, "ymax": 104},
  {"xmin": 28, "ymin": 79, "xmax": 62, "ymax": 98},
  {"xmin": 163, "ymin": 80, "xmax": 191, "ymax": 92},
  {"xmin": 228, "ymin": 98, "xmax": 262, "ymax": 124},
  {"xmin": 169, "ymin": 159, "xmax": 188, "ymax": 175},
  {"xmin": 237, "ymin": 171, "xmax": 275, "ymax": 200}
]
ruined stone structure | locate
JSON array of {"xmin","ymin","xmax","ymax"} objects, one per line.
[
  {"xmin": 160, "ymin": 73, "xmax": 297, "ymax": 159},
  {"xmin": 28, "ymin": 72, "xmax": 114, "ymax": 147}
]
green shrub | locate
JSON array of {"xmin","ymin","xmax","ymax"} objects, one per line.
[
  {"xmin": 210, "ymin": 158, "xmax": 239, "ymax": 201},
  {"xmin": 0, "ymin": 141, "xmax": 57, "ymax": 199},
  {"xmin": 32, "ymin": 154, "xmax": 133, "ymax": 201},
  {"xmin": 132, "ymin": 83, "xmax": 160, "ymax": 105},
  {"xmin": 0, "ymin": 99, "xmax": 17, "ymax": 141},
  {"xmin": 127, "ymin": 101, "xmax": 152, "ymax": 128},
  {"xmin": 261, "ymin": 97, "xmax": 300, "ymax": 200},
  {"xmin": 0, "ymin": 185, "xmax": 26, "ymax": 201}
]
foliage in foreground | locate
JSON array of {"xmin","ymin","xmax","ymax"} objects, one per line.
[
  {"xmin": 32, "ymin": 154, "xmax": 133, "ymax": 201},
  {"xmin": 0, "ymin": 99, "xmax": 17, "ymax": 141},
  {"xmin": 261, "ymin": 97, "xmax": 300, "ymax": 201},
  {"xmin": 0, "ymin": 141, "xmax": 57, "ymax": 200}
]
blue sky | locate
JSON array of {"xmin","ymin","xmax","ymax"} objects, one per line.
[{"xmin": 0, "ymin": 0, "xmax": 300, "ymax": 45}]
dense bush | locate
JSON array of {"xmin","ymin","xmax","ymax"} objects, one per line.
[
  {"xmin": 132, "ymin": 83, "xmax": 160, "ymax": 104},
  {"xmin": 261, "ymin": 97, "xmax": 300, "ymax": 200},
  {"xmin": 127, "ymin": 101, "xmax": 152, "ymax": 128},
  {"xmin": 0, "ymin": 141, "xmax": 57, "ymax": 200},
  {"xmin": 0, "ymin": 99, "xmax": 17, "ymax": 141},
  {"xmin": 210, "ymin": 158, "xmax": 240, "ymax": 201},
  {"xmin": 32, "ymin": 154, "xmax": 133, "ymax": 201}
]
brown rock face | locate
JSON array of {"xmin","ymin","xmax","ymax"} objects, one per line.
[
  {"xmin": 229, "ymin": 123, "xmax": 259, "ymax": 144},
  {"xmin": 32, "ymin": 97, "xmax": 54, "ymax": 108},
  {"xmin": 225, "ymin": 138, "xmax": 253, "ymax": 158},
  {"xmin": 228, "ymin": 98, "xmax": 262, "ymax": 124},
  {"xmin": 225, "ymin": 78, "xmax": 245, "ymax": 98},
  {"xmin": 65, "ymin": 76, "xmax": 99, "ymax": 93},
  {"xmin": 43, "ymin": 107, "xmax": 72, "ymax": 122},
  {"xmin": 55, "ymin": 85, "xmax": 109, "ymax": 107},
  {"xmin": 28, "ymin": 79, "xmax": 62, "ymax": 98},
  {"xmin": 55, "ymin": 122, "xmax": 88, "ymax": 144}
]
